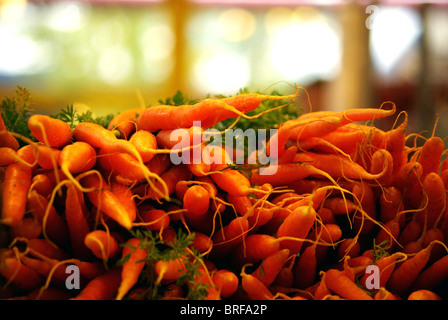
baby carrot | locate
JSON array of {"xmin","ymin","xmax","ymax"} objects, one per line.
[
  {"xmin": 28, "ymin": 114, "xmax": 73, "ymax": 148},
  {"xmin": 325, "ymin": 268, "xmax": 373, "ymax": 300}
]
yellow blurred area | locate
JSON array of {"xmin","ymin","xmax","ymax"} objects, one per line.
[{"xmin": 0, "ymin": 0, "xmax": 447, "ymax": 136}]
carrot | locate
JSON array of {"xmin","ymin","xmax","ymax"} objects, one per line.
[
  {"xmin": 210, "ymin": 216, "xmax": 249, "ymax": 259},
  {"xmin": 28, "ymin": 114, "xmax": 73, "ymax": 148},
  {"xmin": 139, "ymin": 209, "xmax": 170, "ymax": 233},
  {"xmin": 58, "ymin": 141, "xmax": 97, "ymax": 189},
  {"xmin": 0, "ymin": 250, "xmax": 44, "ymax": 292},
  {"xmin": 294, "ymin": 240, "xmax": 318, "ymax": 289},
  {"xmin": 81, "ymin": 173, "xmax": 133, "ymax": 230},
  {"xmin": 18, "ymin": 254, "xmax": 71, "ymax": 288},
  {"xmin": 387, "ymin": 243, "xmax": 436, "ymax": 295},
  {"xmin": 71, "ymin": 266, "xmax": 122, "ymax": 300},
  {"xmin": 313, "ymin": 271, "xmax": 331, "ymax": 300},
  {"xmin": 374, "ymin": 219, "xmax": 400, "ymax": 252},
  {"xmin": 407, "ymin": 289, "xmax": 441, "ymax": 300},
  {"xmin": 0, "ymin": 113, "xmax": 19, "ymax": 150},
  {"xmin": 145, "ymin": 164, "xmax": 192, "ymax": 201},
  {"xmin": 26, "ymin": 238, "xmax": 69, "ymax": 261},
  {"xmin": 276, "ymin": 205, "xmax": 317, "ymax": 255},
  {"xmin": 136, "ymin": 91, "xmax": 297, "ymax": 132},
  {"xmin": 411, "ymin": 254, "xmax": 448, "ymax": 291},
  {"xmin": 417, "ymin": 136, "xmax": 444, "ymax": 179},
  {"xmin": 212, "ymin": 269, "xmax": 239, "ymax": 298},
  {"xmin": 392, "ymin": 161, "xmax": 423, "ymax": 209},
  {"xmin": 369, "ymin": 148, "xmax": 394, "ymax": 186},
  {"xmin": 1, "ymin": 163, "xmax": 31, "ymax": 227},
  {"xmin": 189, "ymin": 265, "xmax": 221, "ymax": 300},
  {"xmin": 250, "ymin": 248, "xmax": 290, "ymax": 287},
  {"xmin": 231, "ymin": 234, "xmax": 280, "ymax": 268},
  {"xmin": 293, "ymin": 151, "xmax": 389, "ymax": 181},
  {"xmin": 398, "ymin": 219, "xmax": 422, "ymax": 248},
  {"xmin": 240, "ymin": 264, "xmax": 274, "ymax": 300},
  {"xmin": 129, "ymin": 130, "xmax": 157, "ymax": 163},
  {"xmin": 324, "ymin": 268, "xmax": 373, "ymax": 300},
  {"xmin": 210, "ymin": 163, "xmax": 258, "ymax": 197},
  {"xmin": 0, "ymin": 147, "xmax": 18, "ymax": 166},
  {"xmin": 107, "ymin": 107, "xmax": 145, "ymax": 139},
  {"xmin": 29, "ymin": 173, "xmax": 53, "ymax": 198},
  {"xmin": 10, "ymin": 216, "xmax": 42, "ymax": 240},
  {"xmin": 359, "ymin": 252, "xmax": 403, "ymax": 292},
  {"xmin": 84, "ymin": 230, "xmax": 119, "ymax": 261},
  {"xmin": 110, "ymin": 181, "xmax": 137, "ymax": 223},
  {"xmin": 336, "ymin": 238, "xmax": 361, "ymax": 260},
  {"xmin": 27, "ymin": 190, "xmax": 69, "ymax": 247},
  {"xmin": 379, "ymin": 186, "xmax": 405, "ymax": 225},
  {"xmin": 373, "ymin": 287, "xmax": 401, "ymax": 300},
  {"xmin": 416, "ymin": 172, "xmax": 446, "ymax": 229},
  {"xmin": 116, "ymin": 237, "xmax": 148, "ymax": 300},
  {"xmin": 182, "ymin": 184, "xmax": 210, "ymax": 219},
  {"xmin": 379, "ymin": 113, "xmax": 407, "ymax": 174},
  {"xmin": 65, "ymin": 182, "xmax": 92, "ymax": 260},
  {"xmin": 34, "ymin": 144, "xmax": 60, "ymax": 170},
  {"xmin": 74, "ymin": 121, "xmax": 168, "ymax": 200},
  {"xmin": 154, "ymin": 257, "xmax": 187, "ymax": 285}
]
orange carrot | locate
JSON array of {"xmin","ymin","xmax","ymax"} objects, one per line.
[
  {"xmin": 81, "ymin": 173, "xmax": 133, "ymax": 230},
  {"xmin": 28, "ymin": 114, "xmax": 73, "ymax": 148},
  {"xmin": 26, "ymin": 238, "xmax": 69, "ymax": 261},
  {"xmin": 231, "ymin": 234, "xmax": 280, "ymax": 268},
  {"xmin": 276, "ymin": 205, "xmax": 317, "ymax": 255},
  {"xmin": 129, "ymin": 130, "xmax": 157, "ymax": 163},
  {"xmin": 107, "ymin": 107, "xmax": 145, "ymax": 139},
  {"xmin": 139, "ymin": 209, "xmax": 170, "ymax": 232},
  {"xmin": 27, "ymin": 190, "xmax": 69, "ymax": 247},
  {"xmin": 407, "ymin": 289, "xmax": 441, "ymax": 300},
  {"xmin": 251, "ymin": 248, "xmax": 290, "ymax": 287},
  {"xmin": 183, "ymin": 184, "xmax": 210, "ymax": 219},
  {"xmin": 387, "ymin": 244, "xmax": 435, "ymax": 295},
  {"xmin": 64, "ymin": 182, "xmax": 91, "ymax": 260},
  {"xmin": 58, "ymin": 141, "xmax": 96, "ymax": 187},
  {"xmin": 417, "ymin": 136, "xmax": 444, "ymax": 179},
  {"xmin": 416, "ymin": 172, "xmax": 446, "ymax": 229},
  {"xmin": 190, "ymin": 232, "xmax": 213, "ymax": 255},
  {"xmin": 411, "ymin": 254, "xmax": 448, "ymax": 291},
  {"xmin": 10, "ymin": 216, "xmax": 42, "ymax": 240},
  {"xmin": 0, "ymin": 147, "xmax": 18, "ymax": 166},
  {"xmin": 29, "ymin": 173, "xmax": 53, "ymax": 198},
  {"xmin": 116, "ymin": 238, "xmax": 148, "ymax": 300},
  {"xmin": 325, "ymin": 268, "xmax": 373, "ymax": 300},
  {"xmin": 71, "ymin": 266, "xmax": 122, "ymax": 300},
  {"xmin": 0, "ymin": 250, "xmax": 44, "ymax": 292},
  {"xmin": 137, "ymin": 91, "xmax": 296, "ymax": 132},
  {"xmin": 1, "ymin": 163, "xmax": 31, "ymax": 227},
  {"xmin": 154, "ymin": 257, "xmax": 187, "ymax": 285},
  {"xmin": 0, "ymin": 113, "xmax": 19, "ymax": 150},
  {"xmin": 294, "ymin": 240, "xmax": 318, "ymax": 289},
  {"xmin": 84, "ymin": 230, "xmax": 119, "ymax": 261},
  {"xmin": 379, "ymin": 186, "xmax": 405, "ymax": 225},
  {"xmin": 211, "ymin": 216, "xmax": 249, "ymax": 259},
  {"xmin": 212, "ymin": 269, "xmax": 239, "ymax": 298},
  {"xmin": 240, "ymin": 264, "xmax": 274, "ymax": 300}
]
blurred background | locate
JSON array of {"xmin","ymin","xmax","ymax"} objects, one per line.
[{"xmin": 0, "ymin": 0, "xmax": 447, "ymax": 136}]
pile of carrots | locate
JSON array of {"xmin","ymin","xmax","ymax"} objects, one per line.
[{"xmin": 1, "ymin": 87, "xmax": 448, "ymax": 301}]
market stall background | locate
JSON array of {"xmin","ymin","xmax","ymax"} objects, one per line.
[{"xmin": 0, "ymin": 0, "xmax": 447, "ymax": 138}]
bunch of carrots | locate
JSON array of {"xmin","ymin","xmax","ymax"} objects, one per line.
[{"xmin": 1, "ymin": 85, "xmax": 448, "ymax": 301}]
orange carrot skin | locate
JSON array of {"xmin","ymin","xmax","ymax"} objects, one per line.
[
  {"xmin": 107, "ymin": 107, "xmax": 145, "ymax": 139},
  {"xmin": 241, "ymin": 272, "xmax": 274, "ymax": 300},
  {"xmin": 9, "ymin": 216, "xmax": 42, "ymax": 240},
  {"xmin": 116, "ymin": 238, "xmax": 148, "ymax": 300},
  {"xmin": 129, "ymin": 130, "xmax": 157, "ymax": 163},
  {"xmin": 411, "ymin": 254, "xmax": 448, "ymax": 291},
  {"xmin": 28, "ymin": 114, "xmax": 73, "ymax": 148},
  {"xmin": 294, "ymin": 243, "xmax": 317, "ymax": 289},
  {"xmin": 212, "ymin": 269, "xmax": 239, "ymax": 298},
  {"xmin": 251, "ymin": 248, "xmax": 290, "ymax": 287},
  {"xmin": 0, "ymin": 113, "xmax": 19, "ymax": 150},
  {"xmin": 2, "ymin": 163, "xmax": 32, "ymax": 227},
  {"xmin": 0, "ymin": 254, "xmax": 44, "ymax": 292},
  {"xmin": 417, "ymin": 136, "xmax": 444, "ymax": 179},
  {"xmin": 231, "ymin": 234, "xmax": 280, "ymax": 267},
  {"xmin": 65, "ymin": 182, "xmax": 92, "ymax": 260},
  {"xmin": 0, "ymin": 147, "xmax": 18, "ymax": 166},
  {"xmin": 210, "ymin": 216, "xmax": 249, "ymax": 259},
  {"xmin": 84, "ymin": 230, "xmax": 119, "ymax": 260},
  {"xmin": 59, "ymin": 141, "xmax": 97, "ymax": 174},
  {"xmin": 71, "ymin": 266, "xmax": 122, "ymax": 300},
  {"xmin": 27, "ymin": 190, "xmax": 70, "ymax": 247},
  {"xmin": 276, "ymin": 205, "xmax": 317, "ymax": 255},
  {"xmin": 407, "ymin": 289, "xmax": 441, "ymax": 300},
  {"xmin": 325, "ymin": 268, "xmax": 373, "ymax": 300},
  {"xmin": 26, "ymin": 238, "xmax": 69, "ymax": 261},
  {"xmin": 82, "ymin": 174, "xmax": 133, "ymax": 230},
  {"xmin": 387, "ymin": 246, "xmax": 432, "ymax": 295}
]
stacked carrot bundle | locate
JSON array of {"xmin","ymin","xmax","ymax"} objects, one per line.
[{"xmin": 1, "ymin": 87, "xmax": 448, "ymax": 301}]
